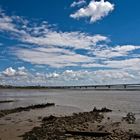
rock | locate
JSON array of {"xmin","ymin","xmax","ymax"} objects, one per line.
[
  {"xmin": 22, "ymin": 110, "xmax": 131, "ymax": 140},
  {"xmin": 92, "ymin": 107, "xmax": 112, "ymax": 113},
  {"xmin": 42, "ymin": 115, "xmax": 57, "ymax": 122},
  {"xmin": 122, "ymin": 112, "xmax": 136, "ymax": 124}
]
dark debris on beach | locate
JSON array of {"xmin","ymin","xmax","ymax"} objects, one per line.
[
  {"xmin": 22, "ymin": 108, "xmax": 130, "ymax": 140},
  {"xmin": 0, "ymin": 103, "xmax": 55, "ymax": 118},
  {"xmin": 0, "ymin": 100, "xmax": 15, "ymax": 104},
  {"xmin": 92, "ymin": 107, "xmax": 112, "ymax": 113}
]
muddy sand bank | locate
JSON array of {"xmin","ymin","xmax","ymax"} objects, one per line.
[
  {"xmin": 0, "ymin": 104, "xmax": 139, "ymax": 140},
  {"xmin": 22, "ymin": 109, "xmax": 134, "ymax": 140}
]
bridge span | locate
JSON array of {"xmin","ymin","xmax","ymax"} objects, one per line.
[{"xmin": 47, "ymin": 84, "xmax": 140, "ymax": 89}]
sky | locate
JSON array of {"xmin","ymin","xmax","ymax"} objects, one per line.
[{"xmin": 0, "ymin": 0, "xmax": 140, "ymax": 86}]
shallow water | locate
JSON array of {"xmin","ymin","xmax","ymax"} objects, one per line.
[{"xmin": 0, "ymin": 89, "xmax": 140, "ymax": 117}]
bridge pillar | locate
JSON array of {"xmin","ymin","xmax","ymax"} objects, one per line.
[{"xmin": 124, "ymin": 85, "xmax": 126, "ymax": 88}]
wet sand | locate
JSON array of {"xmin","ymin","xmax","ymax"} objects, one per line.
[
  {"xmin": 0, "ymin": 105, "xmax": 139, "ymax": 140},
  {"xmin": 0, "ymin": 105, "xmax": 82, "ymax": 140}
]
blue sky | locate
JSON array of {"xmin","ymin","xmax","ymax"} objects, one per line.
[{"xmin": 0, "ymin": 0, "xmax": 140, "ymax": 86}]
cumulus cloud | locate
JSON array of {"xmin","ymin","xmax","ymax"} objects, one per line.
[
  {"xmin": 71, "ymin": 0, "xmax": 86, "ymax": 7},
  {"xmin": 0, "ymin": 68, "xmax": 138, "ymax": 86},
  {"xmin": 37, "ymin": 69, "xmax": 138, "ymax": 85},
  {"xmin": 46, "ymin": 72, "xmax": 60, "ymax": 79},
  {"xmin": 2, "ymin": 67, "xmax": 27, "ymax": 77},
  {"xmin": 2, "ymin": 67, "xmax": 16, "ymax": 77},
  {"xmin": 70, "ymin": 0, "xmax": 114, "ymax": 23},
  {"xmin": 17, "ymin": 66, "xmax": 28, "ymax": 76}
]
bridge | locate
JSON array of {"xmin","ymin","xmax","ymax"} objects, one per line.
[
  {"xmin": 47, "ymin": 84, "xmax": 140, "ymax": 89},
  {"xmin": 1, "ymin": 84, "xmax": 140, "ymax": 89}
]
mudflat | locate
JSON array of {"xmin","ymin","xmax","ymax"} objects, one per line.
[{"xmin": 0, "ymin": 89, "xmax": 140, "ymax": 140}]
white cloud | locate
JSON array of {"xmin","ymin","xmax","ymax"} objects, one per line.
[
  {"xmin": 17, "ymin": 66, "xmax": 28, "ymax": 76},
  {"xmin": 49, "ymin": 69, "xmax": 139, "ymax": 85},
  {"xmin": 46, "ymin": 72, "xmax": 60, "ymax": 79},
  {"xmin": 0, "ymin": 7, "xmax": 140, "ymax": 86},
  {"xmin": 0, "ymin": 14, "xmax": 16, "ymax": 32},
  {"xmin": 2, "ymin": 67, "xmax": 28, "ymax": 77},
  {"xmin": 0, "ymin": 8, "xmax": 109, "ymax": 68},
  {"xmin": 0, "ymin": 8, "xmax": 108, "ymax": 50},
  {"xmin": 0, "ymin": 8, "xmax": 140, "ymax": 72},
  {"xmin": 1, "ymin": 67, "xmax": 140, "ymax": 86},
  {"xmin": 82, "ymin": 56, "xmax": 140, "ymax": 70},
  {"xmin": 15, "ymin": 47, "xmax": 95, "ymax": 67},
  {"xmin": 92, "ymin": 45, "xmax": 140, "ymax": 58},
  {"xmin": 105, "ymin": 58, "xmax": 140, "ymax": 70},
  {"xmin": 71, "ymin": 0, "xmax": 86, "ymax": 7},
  {"xmin": 3, "ymin": 67, "xmax": 16, "ymax": 77},
  {"xmin": 113, "ymin": 45, "xmax": 140, "ymax": 52},
  {"xmin": 81, "ymin": 63, "xmax": 106, "ymax": 68},
  {"xmin": 70, "ymin": 0, "xmax": 114, "ymax": 23},
  {"xmin": 22, "ymin": 32, "xmax": 107, "ymax": 50},
  {"xmin": 0, "ymin": 9, "xmax": 24, "ymax": 34},
  {"xmin": 39, "ymin": 69, "xmax": 136, "ymax": 86}
]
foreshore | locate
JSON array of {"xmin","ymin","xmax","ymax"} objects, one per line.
[
  {"xmin": 0, "ymin": 89, "xmax": 140, "ymax": 140},
  {"xmin": 0, "ymin": 103, "xmax": 139, "ymax": 140}
]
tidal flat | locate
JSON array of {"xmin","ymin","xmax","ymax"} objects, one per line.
[{"xmin": 0, "ymin": 88, "xmax": 140, "ymax": 140}]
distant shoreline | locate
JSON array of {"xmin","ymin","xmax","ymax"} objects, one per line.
[
  {"xmin": 1, "ymin": 88, "xmax": 140, "ymax": 91},
  {"xmin": 0, "ymin": 85, "xmax": 140, "ymax": 91}
]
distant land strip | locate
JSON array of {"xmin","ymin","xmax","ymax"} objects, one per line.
[{"xmin": 0, "ymin": 84, "xmax": 140, "ymax": 90}]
